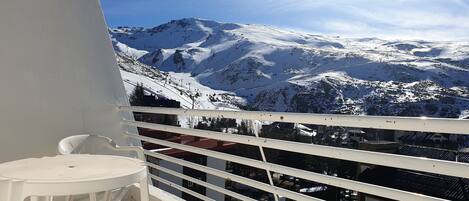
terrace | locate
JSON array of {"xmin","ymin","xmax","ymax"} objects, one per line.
[{"xmin": 1, "ymin": 1, "xmax": 468, "ymax": 201}]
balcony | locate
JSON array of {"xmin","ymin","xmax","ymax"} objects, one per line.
[
  {"xmin": 117, "ymin": 106, "xmax": 469, "ymax": 201},
  {"xmin": 1, "ymin": 1, "xmax": 469, "ymax": 201},
  {"xmin": 2, "ymin": 105, "xmax": 468, "ymax": 200}
]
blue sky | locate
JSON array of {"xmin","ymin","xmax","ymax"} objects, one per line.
[{"xmin": 100, "ymin": 0, "xmax": 469, "ymax": 41}]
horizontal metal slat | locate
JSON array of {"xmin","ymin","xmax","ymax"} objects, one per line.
[
  {"xmin": 123, "ymin": 120, "xmax": 469, "ymax": 179},
  {"xmin": 118, "ymin": 106, "xmax": 469, "ymax": 134},
  {"xmin": 147, "ymin": 162, "xmax": 257, "ymax": 201},
  {"xmin": 149, "ymin": 174, "xmax": 214, "ymax": 201},
  {"xmin": 143, "ymin": 149, "xmax": 321, "ymax": 201},
  {"xmin": 126, "ymin": 132, "xmax": 446, "ymax": 201}
]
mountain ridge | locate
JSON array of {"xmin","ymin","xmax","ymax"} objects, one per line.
[{"xmin": 110, "ymin": 18, "xmax": 469, "ymax": 118}]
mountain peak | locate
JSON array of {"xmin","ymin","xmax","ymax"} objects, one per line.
[
  {"xmin": 148, "ymin": 17, "xmax": 241, "ymax": 31},
  {"xmin": 169, "ymin": 17, "xmax": 213, "ymax": 25}
]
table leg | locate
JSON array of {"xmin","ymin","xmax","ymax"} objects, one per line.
[
  {"xmin": 5, "ymin": 180, "xmax": 25, "ymax": 201},
  {"xmin": 65, "ymin": 195, "xmax": 73, "ymax": 201},
  {"xmin": 0, "ymin": 178, "xmax": 9, "ymax": 201},
  {"xmin": 139, "ymin": 177, "xmax": 150, "ymax": 201},
  {"xmin": 114, "ymin": 187, "xmax": 128, "ymax": 201},
  {"xmin": 89, "ymin": 193, "xmax": 97, "ymax": 201},
  {"xmin": 104, "ymin": 190, "xmax": 112, "ymax": 201}
]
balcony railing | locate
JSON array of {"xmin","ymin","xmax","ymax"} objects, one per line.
[{"xmin": 119, "ymin": 106, "xmax": 469, "ymax": 201}]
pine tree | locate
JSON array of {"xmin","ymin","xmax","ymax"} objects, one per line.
[{"xmin": 129, "ymin": 83, "xmax": 145, "ymax": 106}]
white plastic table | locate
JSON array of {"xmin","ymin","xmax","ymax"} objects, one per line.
[{"xmin": 0, "ymin": 154, "xmax": 149, "ymax": 201}]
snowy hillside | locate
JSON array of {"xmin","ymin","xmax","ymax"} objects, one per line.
[
  {"xmin": 110, "ymin": 18, "xmax": 469, "ymax": 118},
  {"xmin": 116, "ymin": 51, "xmax": 244, "ymax": 110}
]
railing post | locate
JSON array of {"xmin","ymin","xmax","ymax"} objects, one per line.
[{"xmin": 252, "ymin": 122, "xmax": 279, "ymax": 201}]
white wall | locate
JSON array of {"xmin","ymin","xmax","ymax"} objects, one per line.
[{"xmin": 0, "ymin": 0, "xmax": 134, "ymax": 162}]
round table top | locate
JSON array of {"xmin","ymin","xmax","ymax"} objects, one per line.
[{"xmin": 0, "ymin": 154, "xmax": 146, "ymax": 183}]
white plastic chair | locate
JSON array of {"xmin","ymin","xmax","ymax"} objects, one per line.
[
  {"xmin": 56, "ymin": 134, "xmax": 146, "ymax": 201},
  {"xmin": 57, "ymin": 134, "xmax": 145, "ymax": 160}
]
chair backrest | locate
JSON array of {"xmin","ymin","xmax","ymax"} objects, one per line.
[
  {"xmin": 57, "ymin": 134, "xmax": 92, "ymax": 154},
  {"xmin": 57, "ymin": 134, "xmax": 119, "ymax": 155},
  {"xmin": 57, "ymin": 134, "xmax": 143, "ymax": 159}
]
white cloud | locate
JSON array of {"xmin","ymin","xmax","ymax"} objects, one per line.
[
  {"xmin": 102, "ymin": 0, "xmax": 469, "ymax": 41},
  {"xmin": 265, "ymin": 0, "xmax": 469, "ymax": 40}
]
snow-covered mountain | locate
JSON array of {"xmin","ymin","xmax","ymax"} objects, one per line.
[
  {"xmin": 116, "ymin": 51, "xmax": 244, "ymax": 110},
  {"xmin": 110, "ymin": 18, "xmax": 469, "ymax": 117}
]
